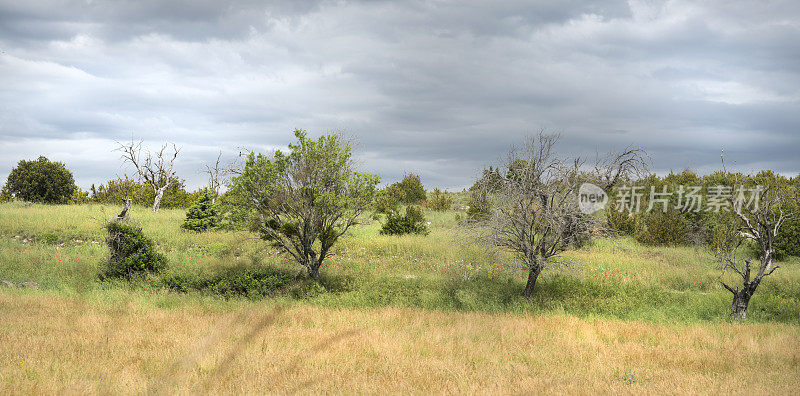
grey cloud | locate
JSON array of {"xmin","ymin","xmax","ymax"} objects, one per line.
[{"xmin": 0, "ymin": 0, "xmax": 798, "ymax": 192}]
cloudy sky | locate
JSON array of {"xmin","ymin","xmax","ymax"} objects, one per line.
[{"xmin": 1, "ymin": 0, "xmax": 798, "ymax": 191}]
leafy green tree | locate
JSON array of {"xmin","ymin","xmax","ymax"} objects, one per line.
[
  {"xmin": 229, "ymin": 129, "xmax": 380, "ymax": 281},
  {"xmin": 387, "ymin": 173, "xmax": 426, "ymax": 203},
  {"xmin": 182, "ymin": 191, "xmax": 220, "ymax": 232},
  {"xmin": 2, "ymin": 156, "xmax": 77, "ymax": 203}
]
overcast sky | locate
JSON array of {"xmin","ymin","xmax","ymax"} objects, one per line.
[{"xmin": 1, "ymin": 0, "xmax": 798, "ymax": 191}]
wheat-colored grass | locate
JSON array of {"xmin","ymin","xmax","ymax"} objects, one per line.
[{"xmin": 1, "ymin": 292, "xmax": 798, "ymax": 394}]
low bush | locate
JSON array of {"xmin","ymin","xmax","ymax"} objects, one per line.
[
  {"xmin": 103, "ymin": 221, "xmax": 166, "ymax": 279},
  {"xmin": 380, "ymin": 206, "xmax": 429, "ymax": 235},
  {"xmin": 161, "ymin": 265, "xmax": 295, "ymax": 299}
]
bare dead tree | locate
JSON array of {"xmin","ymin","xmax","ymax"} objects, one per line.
[
  {"xmin": 115, "ymin": 140, "xmax": 180, "ymax": 212},
  {"xmin": 203, "ymin": 151, "xmax": 224, "ymax": 203},
  {"xmin": 716, "ymin": 182, "xmax": 795, "ymax": 319},
  {"xmin": 594, "ymin": 145, "xmax": 650, "ymax": 192},
  {"xmin": 464, "ymin": 132, "xmax": 648, "ymax": 297}
]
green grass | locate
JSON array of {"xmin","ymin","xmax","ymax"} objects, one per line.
[{"xmin": 1, "ymin": 201, "xmax": 798, "ymax": 324}]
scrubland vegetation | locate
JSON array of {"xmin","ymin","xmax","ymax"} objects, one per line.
[
  {"xmin": 1, "ymin": 133, "xmax": 798, "ymax": 393},
  {"xmin": 1, "ymin": 198, "xmax": 799, "ymax": 393}
]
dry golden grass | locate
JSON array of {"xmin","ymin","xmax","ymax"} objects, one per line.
[{"xmin": 1, "ymin": 292, "xmax": 798, "ymax": 394}]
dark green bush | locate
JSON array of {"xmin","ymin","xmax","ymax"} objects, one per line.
[
  {"xmin": 2, "ymin": 156, "xmax": 77, "ymax": 204},
  {"xmin": 387, "ymin": 173, "xmax": 426, "ymax": 204},
  {"xmin": 161, "ymin": 265, "xmax": 295, "ymax": 299},
  {"xmin": 380, "ymin": 206, "xmax": 429, "ymax": 235},
  {"xmin": 103, "ymin": 221, "xmax": 166, "ymax": 279},
  {"xmin": 181, "ymin": 191, "xmax": 220, "ymax": 232}
]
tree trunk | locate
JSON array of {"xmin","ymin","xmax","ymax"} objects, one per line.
[
  {"xmin": 307, "ymin": 259, "xmax": 321, "ymax": 282},
  {"xmin": 152, "ymin": 186, "xmax": 167, "ymax": 212},
  {"xmin": 522, "ymin": 266, "xmax": 541, "ymax": 298},
  {"xmin": 730, "ymin": 290, "xmax": 752, "ymax": 319}
]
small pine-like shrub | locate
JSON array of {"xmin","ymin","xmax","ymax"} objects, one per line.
[
  {"xmin": 103, "ymin": 221, "xmax": 166, "ymax": 279},
  {"xmin": 182, "ymin": 191, "xmax": 220, "ymax": 232},
  {"xmin": 380, "ymin": 206, "xmax": 429, "ymax": 235},
  {"xmin": 466, "ymin": 190, "xmax": 492, "ymax": 221},
  {"xmin": 424, "ymin": 188, "xmax": 452, "ymax": 211}
]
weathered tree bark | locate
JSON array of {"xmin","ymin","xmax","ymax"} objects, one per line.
[
  {"xmin": 116, "ymin": 198, "xmax": 132, "ymax": 220},
  {"xmin": 151, "ymin": 183, "xmax": 171, "ymax": 213},
  {"xmin": 307, "ymin": 259, "xmax": 321, "ymax": 281},
  {"xmin": 730, "ymin": 289, "xmax": 752, "ymax": 319},
  {"xmin": 523, "ymin": 265, "xmax": 542, "ymax": 298}
]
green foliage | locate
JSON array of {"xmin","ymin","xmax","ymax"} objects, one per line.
[
  {"xmin": 634, "ymin": 210, "xmax": 689, "ymax": 246},
  {"xmin": 161, "ymin": 265, "xmax": 295, "ymax": 299},
  {"xmin": 90, "ymin": 176, "xmax": 198, "ymax": 209},
  {"xmin": 68, "ymin": 189, "xmax": 90, "ymax": 204},
  {"xmin": 387, "ymin": 173, "xmax": 427, "ymax": 204},
  {"xmin": 181, "ymin": 191, "xmax": 220, "ymax": 232},
  {"xmin": 424, "ymin": 188, "xmax": 452, "ymax": 211},
  {"xmin": 380, "ymin": 205, "xmax": 429, "ymax": 235},
  {"xmin": 103, "ymin": 221, "xmax": 166, "ymax": 279},
  {"xmin": 2, "ymin": 156, "xmax": 77, "ymax": 204},
  {"xmin": 466, "ymin": 190, "xmax": 492, "ymax": 221},
  {"xmin": 229, "ymin": 129, "xmax": 380, "ymax": 280},
  {"xmin": 373, "ymin": 188, "xmax": 401, "ymax": 214}
]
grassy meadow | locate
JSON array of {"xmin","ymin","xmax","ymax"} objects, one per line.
[{"xmin": 1, "ymin": 200, "xmax": 799, "ymax": 393}]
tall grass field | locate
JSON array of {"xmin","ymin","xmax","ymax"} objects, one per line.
[{"xmin": 1, "ymin": 201, "xmax": 798, "ymax": 393}]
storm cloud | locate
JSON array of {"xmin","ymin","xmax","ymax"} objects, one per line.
[{"xmin": 1, "ymin": 0, "xmax": 798, "ymax": 190}]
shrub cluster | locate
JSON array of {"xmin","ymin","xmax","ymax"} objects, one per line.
[
  {"xmin": 161, "ymin": 266, "xmax": 294, "ymax": 299},
  {"xmin": 423, "ymin": 188, "xmax": 452, "ymax": 211},
  {"xmin": 90, "ymin": 176, "xmax": 199, "ymax": 209},
  {"xmin": 380, "ymin": 206, "xmax": 429, "ymax": 235},
  {"xmin": 604, "ymin": 170, "xmax": 800, "ymax": 254},
  {"xmin": 103, "ymin": 221, "xmax": 166, "ymax": 279}
]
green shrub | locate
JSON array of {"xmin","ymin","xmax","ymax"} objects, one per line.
[
  {"xmin": 774, "ymin": 199, "xmax": 800, "ymax": 259},
  {"xmin": 466, "ymin": 190, "xmax": 492, "ymax": 221},
  {"xmin": 380, "ymin": 206, "xmax": 429, "ymax": 235},
  {"xmin": 387, "ymin": 173, "xmax": 427, "ymax": 204},
  {"xmin": 161, "ymin": 266, "xmax": 295, "ymax": 299},
  {"xmin": 635, "ymin": 210, "xmax": 689, "ymax": 246},
  {"xmin": 373, "ymin": 188, "xmax": 401, "ymax": 214},
  {"xmin": 605, "ymin": 203, "xmax": 637, "ymax": 235},
  {"xmin": 39, "ymin": 232, "xmax": 60, "ymax": 244},
  {"xmin": 424, "ymin": 188, "xmax": 452, "ymax": 211},
  {"xmin": 181, "ymin": 191, "xmax": 220, "ymax": 232},
  {"xmin": 2, "ymin": 156, "xmax": 77, "ymax": 204},
  {"xmin": 103, "ymin": 221, "xmax": 166, "ymax": 279}
]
